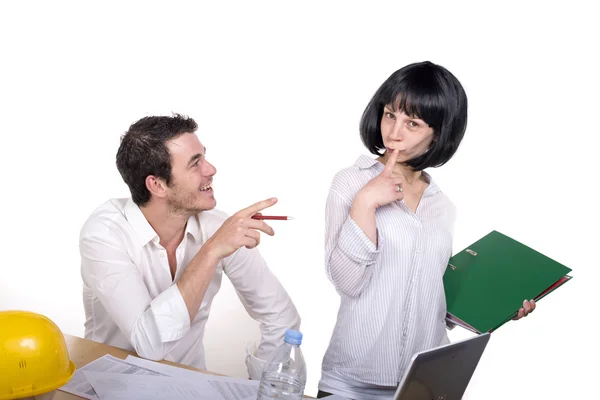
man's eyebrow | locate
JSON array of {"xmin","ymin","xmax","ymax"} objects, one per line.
[
  {"xmin": 187, "ymin": 147, "xmax": 205, "ymax": 168},
  {"xmin": 187, "ymin": 154, "xmax": 202, "ymax": 168}
]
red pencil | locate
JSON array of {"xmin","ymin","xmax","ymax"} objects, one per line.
[{"xmin": 251, "ymin": 215, "xmax": 295, "ymax": 220}]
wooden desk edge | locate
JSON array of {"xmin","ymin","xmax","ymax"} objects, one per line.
[
  {"xmin": 54, "ymin": 334, "xmax": 224, "ymax": 399},
  {"xmin": 63, "ymin": 333, "xmax": 222, "ymax": 375},
  {"xmin": 59, "ymin": 334, "xmax": 314, "ymax": 399}
]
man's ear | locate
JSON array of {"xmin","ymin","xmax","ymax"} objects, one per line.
[{"xmin": 145, "ymin": 175, "xmax": 168, "ymax": 199}]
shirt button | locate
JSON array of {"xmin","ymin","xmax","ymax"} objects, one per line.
[{"xmin": 160, "ymin": 252, "xmax": 165, "ymax": 257}]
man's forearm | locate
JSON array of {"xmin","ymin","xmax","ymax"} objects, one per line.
[{"xmin": 177, "ymin": 247, "xmax": 220, "ymax": 322}]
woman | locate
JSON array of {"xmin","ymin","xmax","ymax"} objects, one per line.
[{"xmin": 317, "ymin": 61, "xmax": 535, "ymax": 399}]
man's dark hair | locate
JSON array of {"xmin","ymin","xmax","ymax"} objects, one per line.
[{"xmin": 116, "ymin": 113, "xmax": 198, "ymax": 206}]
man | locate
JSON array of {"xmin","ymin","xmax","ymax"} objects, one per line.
[{"xmin": 80, "ymin": 113, "xmax": 300, "ymax": 379}]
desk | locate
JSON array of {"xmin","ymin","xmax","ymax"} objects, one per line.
[
  {"xmin": 55, "ymin": 334, "xmax": 313, "ymax": 399},
  {"xmin": 54, "ymin": 334, "xmax": 225, "ymax": 399}
]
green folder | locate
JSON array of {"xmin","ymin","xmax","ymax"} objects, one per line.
[{"xmin": 444, "ymin": 230, "xmax": 572, "ymax": 334}]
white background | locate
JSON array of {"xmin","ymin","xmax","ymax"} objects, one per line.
[{"xmin": 1, "ymin": 1, "xmax": 598, "ymax": 399}]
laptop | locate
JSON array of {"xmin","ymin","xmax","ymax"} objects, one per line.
[
  {"xmin": 324, "ymin": 333, "xmax": 490, "ymax": 400},
  {"xmin": 394, "ymin": 332, "xmax": 491, "ymax": 400}
]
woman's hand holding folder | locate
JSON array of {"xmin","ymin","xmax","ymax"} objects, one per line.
[{"xmin": 512, "ymin": 299, "xmax": 537, "ymax": 320}]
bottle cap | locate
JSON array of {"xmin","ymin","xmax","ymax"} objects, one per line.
[{"xmin": 284, "ymin": 329, "xmax": 303, "ymax": 345}]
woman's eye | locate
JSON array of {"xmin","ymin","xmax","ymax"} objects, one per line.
[
  {"xmin": 385, "ymin": 112, "xmax": 395, "ymax": 120},
  {"xmin": 408, "ymin": 121, "xmax": 418, "ymax": 128}
]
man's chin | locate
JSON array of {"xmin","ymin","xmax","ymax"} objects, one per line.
[{"xmin": 198, "ymin": 198, "xmax": 217, "ymax": 212}]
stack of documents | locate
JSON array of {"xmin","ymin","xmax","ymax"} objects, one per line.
[
  {"xmin": 444, "ymin": 230, "xmax": 572, "ymax": 334},
  {"xmin": 59, "ymin": 354, "xmax": 259, "ymax": 400}
]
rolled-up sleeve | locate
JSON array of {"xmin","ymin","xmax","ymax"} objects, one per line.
[
  {"xmin": 80, "ymin": 226, "xmax": 189, "ymax": 361},
  {"xmin": 222, "ymin": 246, "xmax": 301, "ymax": 380},
  {"xmin": 325, "ymin": 188, "xmax": 382, "ymax": 298}
]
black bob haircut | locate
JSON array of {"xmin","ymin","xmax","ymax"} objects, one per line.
[{"xmin": 359, "ymin": 61, "xmax": 468, "ymax": 171}]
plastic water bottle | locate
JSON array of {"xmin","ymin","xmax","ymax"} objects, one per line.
[{"xmin": 256, "ymin": 329, "xmax": 307, "ymax": 400}]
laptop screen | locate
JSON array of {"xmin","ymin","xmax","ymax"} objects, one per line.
[{"xmin": 395, "ymin": 333, "xmax": 491, "ymax": 400}]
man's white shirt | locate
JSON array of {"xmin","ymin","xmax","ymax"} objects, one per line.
[{"xmin": 80, "ymin": 198, "xmax": 300, "ymax": 378}]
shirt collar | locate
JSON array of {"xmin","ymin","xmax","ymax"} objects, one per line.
[
  {"xmin": 124, "ymin": 198, "xmax": 202, "ymax": 247},
  {"xmin": 354, "ymin": 155, "xmax": 381, "ymax": 170},
  {"xmin": 185, "ymin": 213, "xmax": 201, "ymax": 243}
]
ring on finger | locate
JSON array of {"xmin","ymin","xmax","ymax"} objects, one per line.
[{"xmin": 396, "ymin": 184, "xmax": 403, "ymax": 193}]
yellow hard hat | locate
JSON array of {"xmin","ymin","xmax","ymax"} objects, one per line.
[{"xmin": 0, "ymin": 310, "xmax": 76, "ymax": 400}]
